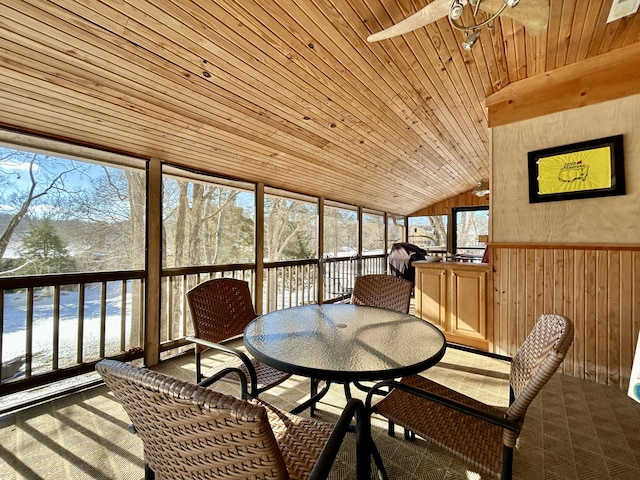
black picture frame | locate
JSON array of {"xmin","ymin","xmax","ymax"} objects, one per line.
[{"xmin": 528, "ymin": 135, "xmax": 625, "ymax": 204}]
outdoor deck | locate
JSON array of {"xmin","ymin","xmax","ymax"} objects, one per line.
[{"xmin": 2, "ymin": 345, "xmax": 640, "ymax": 479}]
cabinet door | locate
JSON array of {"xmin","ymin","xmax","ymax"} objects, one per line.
[
  {"xmin": 449, "ymin": 269, "xmax": 486, "ymax": 339},
  {"xmin": 415, "ymin": 266, "xmax": 447, "ymax": 330}
]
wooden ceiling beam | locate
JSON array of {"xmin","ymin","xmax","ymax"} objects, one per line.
[{"xmin": 485, "ymin": 42, "xmax": 640, "ymax": 127}]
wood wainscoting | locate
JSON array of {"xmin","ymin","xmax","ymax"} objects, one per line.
[{"xmin": 489, "ymin": 243, "xmax": 640, "ymax": 390}]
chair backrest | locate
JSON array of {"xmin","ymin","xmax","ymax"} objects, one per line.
[
  {"xmin": 504, "ymin": 313, "xmax": 574, "ymax": 444},
  {"xmin": 350, "ymin": 274, "xmax": 413, "ymax": 313},
  {"xmin": 96, "ymin": 359, "xmax": 290, "ymax": 480},
  {"xmin": 186, "ymin": 278, "xmax": 257, "ymax": 344}
]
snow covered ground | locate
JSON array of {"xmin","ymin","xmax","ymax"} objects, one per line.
[{"xmin": 2, "ymin": 283, "xmax": 135, "ymax": 379}]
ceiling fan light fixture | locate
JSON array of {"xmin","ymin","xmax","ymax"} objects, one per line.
[
  {"xmin": 462, "ymin": 30, "xmax": 481, "ymax": 51},
  {"xmin": 472, "ymin": 179, "xmax": 490, "ymax": 197},
  {"xmin": 450, "ymin": 0, "xmax": 508, "ymax": 49},
  {"xmin": 368, "ymin": 0, "xmax": 549, "ymax": 43},
  {"xmin": 449, "ymin": 1, "xmax": 465, "ymax": 20}
]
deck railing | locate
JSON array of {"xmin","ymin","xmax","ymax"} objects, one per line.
[
  {"xmin": 321, "ymin": 254, "xmax": 387, "ymax": 301},
  {"xmin": 1, "ymin": 254, "xmax": 387, "ymax": 397},
  {"xmin": 0, "ymin": 271, "xmax": 145, "ymax": 396},
  {"xmin": 263, "ymin": 259, "xmax": 318, "ymax": 312}
]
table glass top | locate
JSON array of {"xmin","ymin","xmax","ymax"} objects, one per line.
[{"xmin": 244, "ymin": 304, "xmax": 446, "ymax": 381}]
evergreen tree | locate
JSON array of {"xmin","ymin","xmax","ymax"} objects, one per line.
[{"xmin": 17, "ymin": 218, "xmax": 76, "ymax": 274}]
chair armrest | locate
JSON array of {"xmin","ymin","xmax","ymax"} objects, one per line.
[
  {"xmin": 198, "ymin": 366, "xmax": 248, "ymax": 399},
  {"xmin": 185, "ymin": 336, "xmax": 247, "ymax": 358},
  {"xmin": 308, "ymin": 398, "xmax": 370, "ymax": 480},
  {"xmin": 185, "ymin": 336, "xmax": 258, "ymax": 395},
  {"xmin": 366, "ymin": 380, "xmax": 520, "ymax": 433},
  {"xmin": 446, "ymin": 342, "xmax": 512, "ymax": 362}
]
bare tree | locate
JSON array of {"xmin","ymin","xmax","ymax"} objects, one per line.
[
  {"xmin": 72, "ymin": 167, "xmax": 145, "ymax": 270},
  {"xmin": 363, "ymin": 213, "xmax": 385, "ymax": 253},
  {"xmin": 323, "ymin": 207, "xmax": 357, "ymax": 257},
  {"xmin": 264, "ymin": 197, "xmax": 316, "ymax": 262},
  {"xmin": 187, "ymin": 183, "xmax": 210, "ymax": 266},
  {"xmin": 202, "ymin": 188, "xmax": 240, "ymax": 265},
  {"xmin": 428, "ymin": 216, "xmax": 447, "ymax": 248},
  {"xmin": 167, "ymin": 182, "xmax": 244, "ymax": 267},
  {"xmin": 0, "ymin": 149, "xmax": 83, "ymax": 262},
  {"xmin": 126, "ymin": 170, "xmax": 146, "ymax": 269}
]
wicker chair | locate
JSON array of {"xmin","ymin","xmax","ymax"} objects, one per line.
[
  {"xmin": 348, "ymin": 274, "xmax": 413, "ymax": 397},
  {"xmin": 96, "ymin": 359, "xmax": 371, "ymax": 480},
  {"xmin": 366, "ymin": 313, "xmax": 574, "ymax": 480},
  {"xmin": 349, "ymin": 274, "xmax": 413, "ymax": 313},
  {"xmin": 185, "ymin": 277, "xmax": 291, "ymax": 398}
]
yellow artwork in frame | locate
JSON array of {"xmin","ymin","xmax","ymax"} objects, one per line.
[{"xmin": 528, "ymin": 135, "xmax": 625, "ymax": 203}]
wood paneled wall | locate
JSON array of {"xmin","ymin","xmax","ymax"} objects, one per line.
[
  {"xmin": 490, "ymin": 243, "xmax": 640, "ymax": 389},
  {"xmin": 410, "ymin": 190, "xmax": 489, "ymax": 216},
  {"xmin": 490, "ymin": 91, "xmax": 640, "ymax": 390}
]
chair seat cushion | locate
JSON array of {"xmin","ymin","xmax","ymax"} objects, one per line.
[
  {"xmin": 373, "ymin": 374, "xmax": 507, "ymax": 477},
  {"xmin": 207, "ymin": 356, "xmax": 292, "ymax": 392}
]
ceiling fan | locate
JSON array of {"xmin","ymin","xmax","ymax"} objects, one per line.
[{"xmin": 367, "ymin": 0, "xmax": 549, "ymax": 47}]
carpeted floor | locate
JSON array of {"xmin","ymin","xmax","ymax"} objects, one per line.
[{"xmin": 2, "ymin": 346, "xmax": 640, "ymax": 479}]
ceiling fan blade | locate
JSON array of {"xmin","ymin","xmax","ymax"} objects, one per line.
[
  {"xmin": 478, "ymin": 0, "xmax": 549, "ymax": 35},
  {"xmin": 367, "ymin": 0, "xmax": 452, "ymax": 42}
]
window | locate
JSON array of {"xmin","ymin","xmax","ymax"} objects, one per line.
[
  {"xmin": 452, "ymin": 206, "xmax": 488, "ymax": 259},
  {"xmin": 362, "ymin": 211, "xmax": 384, "ymax": 255},
  {"xmin": 0, "ymin": 144, "xmax": 146, "ymax": 274},
  {"xmin": 264, "ymin": 190, "xmax": 317, "ymax": 262},
  {"xmin": 162, "ymin": 167, "xmax": 255, "ymax": 267},
  {"xmin": 408, "ymin": 215, "xmax": 447, "ymax": 253},
  {"xmin": 387, "ymin": 214, "xmax": 406, "ymax": 247},
  {"xmin": 323, "ymin": 204, "xmax": 357, "ymax": 258},
  {"xmin": 1, "ymin": 139, "xmax": 146, "ymax": 376}
]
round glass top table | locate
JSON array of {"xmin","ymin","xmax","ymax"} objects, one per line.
[{"xmin": 244, "ymin": 303, "xmax": 446, "ymax": 386}]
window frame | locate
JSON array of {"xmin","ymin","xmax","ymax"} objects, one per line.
[{"xmin": 451, "ymin": 206, "xmax": 489, "ymax": 258}]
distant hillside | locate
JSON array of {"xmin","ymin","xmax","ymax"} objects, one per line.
[{"xmin": 0, "ymin": 214, "xmax": 89, "ymax": 258}]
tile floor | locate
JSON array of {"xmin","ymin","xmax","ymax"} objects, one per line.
[{"xmin": 2, "ymin": 346, "xmax": 640, "ymax": 479}]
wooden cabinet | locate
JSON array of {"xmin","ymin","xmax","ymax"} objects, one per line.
[{"xmin": 413, "ymin": 260, "xmax": 490, "ymax": 350}]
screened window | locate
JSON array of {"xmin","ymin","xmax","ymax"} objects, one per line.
[
  {"xmin": 264, "ymin": 191, "xmax": 317, "ymax": 262},
  {"xmin": 362, "ymin": 211, "xmax": 384, "ymax": 255},
  {"xmin": 0, "ymin": 144, "xmax": 146, "ymax": 274},
  {"xmin": 162, "ymin": 167, "xmax": 255, "ymax": 267},
  {"xmin": 387, "ymin": 214, "xmax": 406, "ymax": 247},
  {"xmin": 323, "ymin": 204, "xmax": 357, "ymax": 258},
  {"xmin": 1, "ymin": 139, "xmax": 146, "ymax": 376}
]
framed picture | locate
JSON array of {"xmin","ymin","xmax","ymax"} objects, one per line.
[{"xmin": 528, "ymin": 135, "xmax": 625, "ymax": 203}]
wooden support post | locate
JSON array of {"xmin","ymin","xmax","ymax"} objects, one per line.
[
  {"xmin": 318, "ymin": 198, "xmax": 325, "ymax": 304},
  {"xmin": 255, "ymin": 183, "xmax": 264, "ymax": 315},
  {"xmin": 145, "ymin": 158, "xmax": 162, "ymax": 366}
]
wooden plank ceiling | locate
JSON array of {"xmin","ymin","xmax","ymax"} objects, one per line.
[{"xmin": 0, "ymin": 1, "xmax": 638, "ymax": 215}]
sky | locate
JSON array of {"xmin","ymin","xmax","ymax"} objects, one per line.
[{"xmin": 0, "ymin": 145, "xmax": 132, "ymax": 218}]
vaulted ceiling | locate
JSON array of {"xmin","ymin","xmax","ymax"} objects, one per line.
[{"xmin": 1, "ymin": 1, "xmax": 639, "ymax": 215}]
